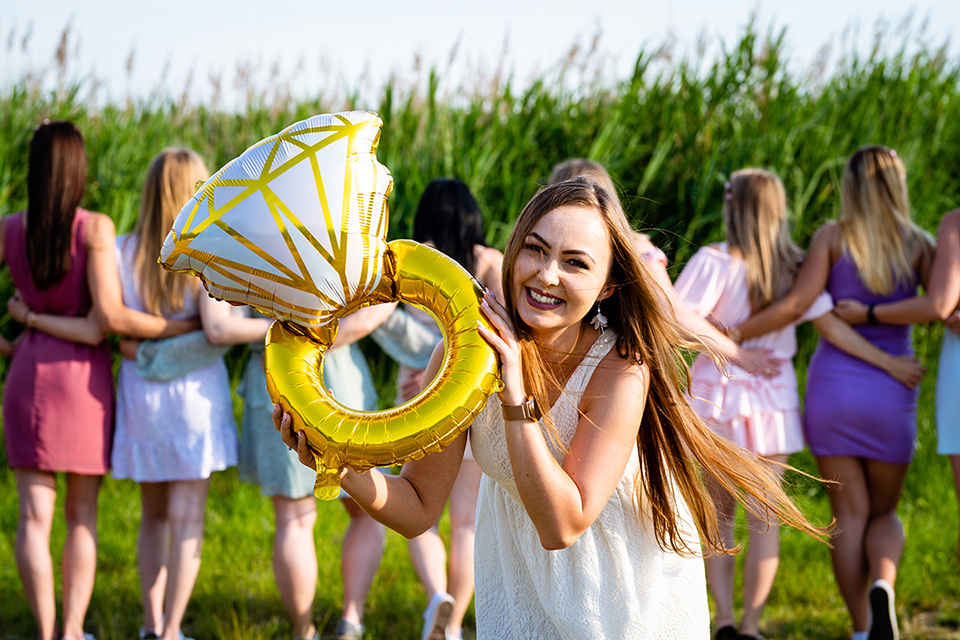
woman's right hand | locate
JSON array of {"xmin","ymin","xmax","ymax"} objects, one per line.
[
  {"xmin": 119, "ymin": 338, "xmax": 141, "ymax": 361},
  {"xmin": 885, "ymin": 354, "xmax": 926, "ymax": 389},
  {"xmin": 7, "ymin": 290, "xmax": 29, "ymax": 324},
  {"xmin": 833, "ymin": 299, "xmax": 868, "ymax": 325}
]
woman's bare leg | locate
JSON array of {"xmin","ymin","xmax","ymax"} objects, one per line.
[
  {"xmin": 862, "ymin": 459, "xmax": 908, "ymax": 585},
  {"xmin": 951, "ymin": 455, "xmax": 960, "ymax": 563},
  {"xmin": 446, "ymin": 459, "xmax": 482, "ymax": 638},
  {"xmin": 272, "ymin": 495, "xmax": 318, "ymax": 639},
  {"xmin": 61, "ymin": 473, "xmax": 102, "ymax": 640},
  {"xmin": 738, "ymin": 454, "xmax": 787, "ymax": 636},
  {"xmin": 704, "ymin": 472, "xmax": 738, "ymax": 631},
  {"xmin": 139, "ymin": 482, "xmax": 171, "ymax": 635},
  {"xmin": 160, "ymin": 478, "xmax": 211, "ymax": 640},
  {"xmin": 14, "ymin": 468, "xmax": 58, "ymax": 640},
  {"xmin": 817, "ymin": 457, "xmax": 871, "ymax": 633},
  {"xmin": 340, "ymin": 497, "xmax": 384, "ymax": 628}
]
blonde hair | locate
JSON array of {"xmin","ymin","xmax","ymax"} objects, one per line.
[
  {"xmin": 501, "ymin": 178, "xmax": 824, "ymax": 555},
  {"xmin": 724, "ymin": 169, "xmax": 803, "ymax": 311},
  {"xmin": 839, "ymin": 145, "xmax": 933, "ymax": 294},
  {"xmin": 548, "ymin": 158, "xmax": 618, "ymax": 199},
  {"xmin": 131, "ymin": 148, "xmax": 207, "ymax": 315}
]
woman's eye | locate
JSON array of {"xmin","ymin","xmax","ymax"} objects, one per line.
[
  {"xmin": 524, "ymin": 243, "xmax": 545, "ymax": 255},
  {"xmin": 568, "ymin": 258, "xmax": 587, "ymax": 269}
]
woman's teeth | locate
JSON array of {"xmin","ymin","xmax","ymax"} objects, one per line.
[{"xmin": 530, "ymin": 289, "xmax": 561, "ymax": 305}]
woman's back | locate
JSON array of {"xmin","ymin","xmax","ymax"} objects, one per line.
[
  {"xmin": 6, "ymin": 210, "xmax": 93, "ymax": 316},
  {"xmin": 2, "ymin": 208, "xmax": 114, "ymax": 474},
  {"xmin": 805, "ymin": 249, "xmax": 920, "ymax": 465}
]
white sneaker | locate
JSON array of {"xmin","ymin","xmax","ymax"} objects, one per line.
[
  {"xmin": 421, "ymin": 592, "xmax": 455, "ymax": 640},
  {"xmin": 867, "ymin": 579, "xmax": 899, "ymax": 640}
]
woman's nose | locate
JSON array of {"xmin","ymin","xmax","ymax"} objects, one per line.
[{"xmin": 537, "ymin": 259, "xmax": 560, "ymax": 286}]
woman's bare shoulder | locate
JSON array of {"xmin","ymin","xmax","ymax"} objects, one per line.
[
  {"xmin": 474, "ymin": 245, "xmax": 504, "ymax": 289},
  {"xmin": 83, "ymin": 212, "xmax": 117, "ymax": 247},
  {"xmin": 583, "ymin": 339, "xmax": 648, "ymax": 401}
]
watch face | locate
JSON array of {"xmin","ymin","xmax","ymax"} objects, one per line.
[{"xmin": 524, "ymin": 396, "xmax": 542, "ymax": 420}]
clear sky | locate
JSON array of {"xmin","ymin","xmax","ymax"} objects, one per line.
[{"xmin": 3, "ymin": 0, "xmax": 957, "ymax": 107}]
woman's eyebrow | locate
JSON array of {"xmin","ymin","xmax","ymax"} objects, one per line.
[{"xmin": 527, "ymin": 232, "xmax": 594, "ymax": 263}]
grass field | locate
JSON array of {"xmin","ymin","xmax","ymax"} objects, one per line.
[{"xmin": 1, "ymin": 19, "xmax": 960, "ymax": 640}]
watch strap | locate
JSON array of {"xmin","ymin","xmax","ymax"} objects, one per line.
[{"xmin": 501, "ymin": 395, "xmax": 542, "ymax": 422}]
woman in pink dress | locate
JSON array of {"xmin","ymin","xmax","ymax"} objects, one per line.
[
  {"xmin": 674, "ymin": 169, "xmax": 923, "ymax": 640},
  {"xmin": 0, "ymin": 121, "xmax": 195, "ymax": 640}
]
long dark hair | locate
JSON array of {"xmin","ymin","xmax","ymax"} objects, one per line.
[
  {"xmin": 26, "ymin": 120, "xmax": 88, "ymax": 290},
  {"xmin": 412, "ymin": 178, "xmax": 485, "ymax": 274}
]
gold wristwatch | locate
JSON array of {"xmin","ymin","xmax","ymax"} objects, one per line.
[{"xmin": 501, "ymin": 395, "xmax": 542, "ymax": 422}]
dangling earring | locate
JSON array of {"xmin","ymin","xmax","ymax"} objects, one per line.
[{"xmin": 591, "ymin": 302, "xmax": 608, "ymax": 334}]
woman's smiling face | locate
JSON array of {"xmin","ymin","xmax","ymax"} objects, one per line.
[{"xmin": 511, "ymin": 204, "xmax": 614, "ymax": 340}]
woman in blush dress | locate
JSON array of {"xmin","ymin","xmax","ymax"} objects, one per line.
[
  {"xmin": 729, "ymin": 147, "xmax": 934, "ymax": 640},
  {"xmin": 278, "ymin": 178, "xmax": 825, "ymax": 640},
  {"xmin": 0, "ymin": 123, "xmax": 196, "ymax": 640}
]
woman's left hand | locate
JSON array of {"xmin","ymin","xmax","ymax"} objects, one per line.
[
  {"xmin": 273, "ymin": 403, "xmax": 318, "ymax": 471},
  {"xmin": 476, "ymin": 288, "xmax": 527, "ymax": 406},
  {"xmin": 945, "ymin": 309, "xmax": 960, "ymax": 336}
]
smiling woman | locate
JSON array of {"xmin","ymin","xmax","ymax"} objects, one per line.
[{"xmin": 277, "ymin": 177, "xmax": 825, "ymax": 639}]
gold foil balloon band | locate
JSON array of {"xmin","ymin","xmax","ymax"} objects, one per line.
[{"xmin": 265, "ymin": 240, "xmax": 501, "ymax": 499}]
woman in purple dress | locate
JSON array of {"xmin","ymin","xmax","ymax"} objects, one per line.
[{"xmin": 731, "ymin": 146, "xmax": 934, "ymax": 640}]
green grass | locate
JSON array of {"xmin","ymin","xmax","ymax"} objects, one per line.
[
  {"xmin": 1, "ymin": 350, "xmax": 957, "ymax": 639},
  {"xmin": 2, "ymin": 16, "xmax": 960, "ymax": 640}
]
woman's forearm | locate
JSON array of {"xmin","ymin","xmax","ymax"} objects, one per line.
[
  {"xmin": 24, "ymin": 310, "xmax": 105, "ymax": 346},
  {"xmin": 812, "ymin": 311, "xmax": 924, "ymax": 388}
]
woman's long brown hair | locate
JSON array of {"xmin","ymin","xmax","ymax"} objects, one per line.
[
  {"xmin": 25, "ymin": 121, "xmax": 87, "ymax": 290},
  {"xmin": 501, "ymin": 178, "xmax": 826, "ymax": 555}
]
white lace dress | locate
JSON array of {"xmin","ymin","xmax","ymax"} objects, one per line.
[
  {"xmin": 470, "ymin": 331, "xmax": 709, "ymax": 639},
  {"xmin": 110, "ymin": 233, "xmax": 238, "ymax": 482}
]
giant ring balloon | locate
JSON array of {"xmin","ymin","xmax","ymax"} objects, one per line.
[{"xmin": 160, "ymin": 112, "xmax": 501, "ymax": 499}]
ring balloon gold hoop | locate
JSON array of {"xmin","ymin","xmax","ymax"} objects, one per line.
[{"xmin": 265, "ymin": 239, "xmax": 502, "ymax": 499}]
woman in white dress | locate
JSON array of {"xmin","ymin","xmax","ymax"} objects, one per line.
[
  {"xmin": 278, "ymin": 178, "xmax": 822, "ymax": 639},
  {"xmin": 111, "ymin": 149, "xmax": 272, "ymax": 640}
]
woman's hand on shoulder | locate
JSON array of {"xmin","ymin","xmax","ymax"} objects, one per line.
[{"xmin": 83, "ymin": 212, "xmax": 118, "ymax": 250}]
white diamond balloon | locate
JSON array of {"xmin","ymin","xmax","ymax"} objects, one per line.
[{"xmin": 159, "ymin": 111, "xmax": 393, "ymax": 327}]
